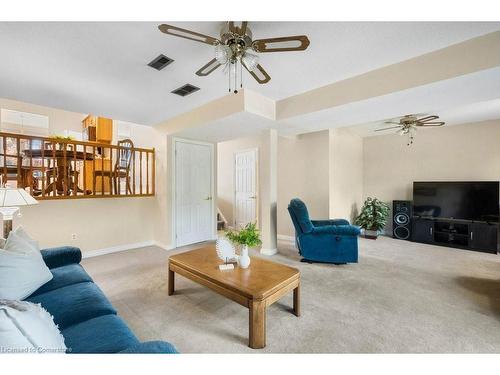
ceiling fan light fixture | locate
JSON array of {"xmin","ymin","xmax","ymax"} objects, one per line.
[
  {"xmin": 215, "ymin": 44, "xmax": 231, "ymax": 65},
  {"xmin": 158, "ymin": 22, "xmax": 310, "ymax": 93},
  {"xmin": 241, "ymin": 52, "xmax": 259, "ymax": 72}
]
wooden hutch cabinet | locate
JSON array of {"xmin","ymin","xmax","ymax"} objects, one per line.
[
  {"xmin": 82, "ymin": 115, "xmax": 113, "ymax": 144},
  {"xmin": 82, "ymin": 115, "xmax": 114, "ymax": 193}
]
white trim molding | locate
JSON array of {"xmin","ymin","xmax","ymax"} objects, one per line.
[
  {"xmin": 260, "ymin": 248, "xmax": 278, "ymax": 256},
  {"xmin": 82, "ymin": 241, "xmax": 155, "ymax": 258},
  {"xmin": 82, "ymin": 241, "xmax": 174, "ymax": 259},
  {"xmin": 154, "ymin": 241, "xmax": 175, "ymax": 251},
  {"xmin": 277, "ymin": 234, "xmax": 295, "ymax": 243}
]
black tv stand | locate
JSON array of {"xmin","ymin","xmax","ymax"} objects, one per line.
[{"xmin": 411, "ymin": 217, "xmax": 499, "ymax": 254}]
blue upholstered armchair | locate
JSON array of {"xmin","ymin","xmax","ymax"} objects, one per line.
[{"xmin": 287, "ymin": 198, "xmax": 360, "ymax": 264}]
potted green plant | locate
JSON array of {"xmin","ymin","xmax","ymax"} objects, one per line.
[
  {"xmin": 355, "ymin": 197, "xmax": 390, "ymax": 239},
  {"xmin": 49, "ymin": 135, "xmax": 75, "ymax": 150},
  {"xmin": 226, "ymin": 222, "xmax": 262, "ymax": 269}
]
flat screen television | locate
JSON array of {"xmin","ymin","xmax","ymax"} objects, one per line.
[{"xmin": 413, "ymin": 181, "xmax": 499, "ymax": 223}]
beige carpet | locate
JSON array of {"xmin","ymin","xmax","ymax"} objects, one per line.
[{"xmin": 82, "ymin": 237, "xmax": 500, "ymax": 353}]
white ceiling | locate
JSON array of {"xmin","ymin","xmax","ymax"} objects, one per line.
[
  {"xmin": 177, "ymin": 111, "xmax": 279, "ymax": 143},
  {"xmin": 278, "ymin": 66, "xmax": 500, "ymax": 136},
  {"xmin": 1, "ymin": 22, "xmax": 499, "ymax": 126}
]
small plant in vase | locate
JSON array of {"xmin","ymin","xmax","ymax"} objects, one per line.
[
  {"xmin": 49, "ymin": 135, "xmax": 75, "ymax": 150},
  {"xmin": 355, "ymin": 197, "xmax": 390, "ymax": 239},
  {"xmin": 226, "ymin": 222, "xmax": 262, "ymax": 269}
]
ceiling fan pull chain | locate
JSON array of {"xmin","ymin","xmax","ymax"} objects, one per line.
[{"xmin": 240, "ymin": 59, "xmax": 243, "ymax": 89}]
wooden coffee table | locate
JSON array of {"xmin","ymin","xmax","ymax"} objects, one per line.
[{"xmin": 168, "ymin": 246, "xmax": 301, "ymax": 349}]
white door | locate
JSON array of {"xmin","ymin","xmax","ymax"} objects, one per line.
[
  {"xmin": 175, "ymin": 140, "xmax": 213, "ymax": 247},
  {"xmin": 234, "ymin": 149, "xmax": 257, "ymax": 228}
]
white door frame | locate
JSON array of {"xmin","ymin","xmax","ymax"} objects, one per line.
[
  {"xmin": 171, "ymin": 137, "xmax": 216, "ymax": 248},
  {"xmin": 233, "ymin": 147, "xmax": 259, "ymax": 229}
]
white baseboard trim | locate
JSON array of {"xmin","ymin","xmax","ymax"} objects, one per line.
[
  {"xmin": 154, "ymin": 241, "xmax": 175, "ymax": 251},
  {"xmin": 260, "ymin": 248, "xmax": 278, "ymax": 256},
  {"xmin": 82, "ymin": 241, "xmax": 156, "ymax": 259},
  {"xmin": 277, "ymin": 234, "xmax": 295, "ymax": 243}
]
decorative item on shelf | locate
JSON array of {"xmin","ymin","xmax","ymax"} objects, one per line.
[
  {"xmin": 355, "ymin": 197, "xmax": 390, "ymax": 240},
  {"xmin": 215, "ymin": 236, "xmax": 237, "ymax": 270},
  {"xmin": 226, "ymin": 222, "xmax": 262, "ymax": 269},
  {"xmin": 0, "ymin": 186, "xmax": 39, "ymax": 237}
]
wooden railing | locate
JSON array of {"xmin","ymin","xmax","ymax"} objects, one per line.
[{"xmin": 0, "ymin": 132, "xmax": 155, "ymax": 200}]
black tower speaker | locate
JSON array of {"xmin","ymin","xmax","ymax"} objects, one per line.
[{"xmin": 393, "ymin": 200, "xmax": 412, "ymax": 240}]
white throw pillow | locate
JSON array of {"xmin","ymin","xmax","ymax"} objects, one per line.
[
  {"xmin": 5, "ymin": 226, "xmax": 40, "ymax": 254},
  {"xmin": 0, "ymin": 300, "xmax": 66, "ymax": 353},
  {"xmin": 0, "ymin": 227, "xmax": 53, "ymax": 300}
]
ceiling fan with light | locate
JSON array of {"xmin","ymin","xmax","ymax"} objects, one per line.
[
  {"xmin": 375, "ymin": 114, "xmax": 445, "ymax": 145},
  {"xmin": 158, "ymin": 22, "xmax": 310, "ymax": 93}
]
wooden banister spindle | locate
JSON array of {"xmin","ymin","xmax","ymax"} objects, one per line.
[
  {"xmin": 139, "ymin": 151, "xmax": 143, "ymax": 195},
  {"xmin": 83, "ymin": 145, "xmax": 87, "ymax": 195},
  {"xmin": 132, "ymin": 150, "xmax": 136, "ymax": 195},
  {"xmin": 41, "ymin": 140, "xmax": 46, "ymax": 198},
  {"xmin": 16, "ymin": 138, "xmax": 21, "ymax": 188},
  {"xmin": 62, "ymin": 142, "xmax": 67, "ymax": 196},
  {"xmin": 146, "ymin": 151, "xmax": 149, "ymax": 195},
  {"xmin": 152, "ymin": 148, "xmax": 156, "ymax": 195},
  {"xmin": 52, "ymin": 141, "xmax": 56, "ymax": 197},
  {"xmin": 73, "ymin": 143, "xmax": 77, "ymax": 196},
  {"xmin": 29, "ymin": 139, "xmax": 33, "ymax": 195},
  {"xmin": 101, "ymin": 147, "xmax": 104, "ymax": 195},
  {"xmin": 2, "ymin": 137, "xmax": 7, "ymax": 187},
  {"xmin": 109, "ymin": 145, "xmax": 113, "ymax": 195},
  {"xmin": 93, "ymin": 145, "xmax": 96, "ymax": 195}
]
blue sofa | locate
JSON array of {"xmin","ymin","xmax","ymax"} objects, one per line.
[
  {"xmin": 25, "ymin": 246, "xmax": 178, "ymax": 354},
  {"xmin": 288, "ymin": 198, "xmax": 360, "ymax": 264}
]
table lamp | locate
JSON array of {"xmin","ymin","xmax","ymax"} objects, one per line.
[{"xmin": 0, "ymin": 187, "xmax": 39, "ymax": 237}]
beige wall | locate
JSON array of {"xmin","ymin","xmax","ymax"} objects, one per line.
[
  {"xmin": 277, "ymin": 131, "xmax": 330, "ymax": 237},
  {"xmin": 217, "ymin": 133, "xmax": 264, "ymax": 227},
  {"xmin": 217, "ymin": 130, "xmax": 277, "ymax": 252},
  {"xmin": 16, "ymin": 197, "xmax": 156, "ymax": 251},
  {"xmin": 0, "ymin": 97, "xmax": 85, "ymax": 134},
  {"xmin": 329, "ymin": 128, "xmax": 364, "ymax": 223},
  {"xmin": 218, "ymin": 130, "xmax": 332, "ymax": 239},
  {"xmin": 0, "ymin": 97, "xmax": 163, "ymax": 254},
  {"xmin": 363, "ymin": 120, "xmax": 500, "ymax": 231}
]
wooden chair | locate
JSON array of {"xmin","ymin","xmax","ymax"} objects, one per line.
[
  {"xmin": 93, "ymin": 139, "xmax": 134, "ymax": 195},
  {"xmin": 0, "ymin": 155, "xmax": 42, "ymax": 194}
]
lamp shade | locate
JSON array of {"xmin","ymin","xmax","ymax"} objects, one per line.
[
  {"xmin": 0, "ymin": 188, "xmax": 39, "ymax": 207},
  {"xmin": 241, "ymin": 52, "xmax": 259, "ymax": 72}
]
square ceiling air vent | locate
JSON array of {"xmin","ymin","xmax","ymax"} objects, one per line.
[
  {"xmin": 171, "ymin": 84, "xmax": 200, "ymax": 97},
  {"xmin": 148, "ymin": 54, "xmax": 174, "ymax": 71}
]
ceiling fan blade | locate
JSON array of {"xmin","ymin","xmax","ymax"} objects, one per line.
[
  {"xmin": 417, "ymin": 122, "xmax": 445, "ymax": 127},
  {"xmin": 195, "ymin": 58, "xmax": 222, "ymax": 76},
  {"xmin": 158, "ymin": 24, "xmax": 218, "ymax": 45},
  {"xmin": 384, "ymin": 121, "xmax": 401, "ymax": 125},
  {"xmin": 228, "ymin": 21, "xmax": 248, "ymax": 36},
  {"xmin": 252, "ymin": 35, "xmax": 310, "ymax": 53},
  {"xmin": 375, "ymin": 126, "xmax": 402, "ymax": 132},
  {"xmin": 416, "ymin": 115, "xmax": 439, "ymax": 122},
  {"xmin": 243, "ymin": 63, "xmax": 271, "ymax": 84}
]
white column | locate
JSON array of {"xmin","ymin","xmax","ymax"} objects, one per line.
[{"xmin": 260, "ymin": 129, "xmax": 278, "ymax": 255}]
